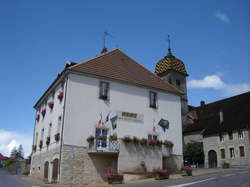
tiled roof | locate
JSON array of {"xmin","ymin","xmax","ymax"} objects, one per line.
[
  {"xmin": 183, "ymin": 92, "xmax": 250, "ymax": 135},
  {"xmin": 0, "ymin": 153, "xmax": 8, "ymax": 160},
  {"xmin": 155, "ymin": 55, "xmax": 188, "ymax": 76},
  {"xmin": 69, "ymin": 49, "xmax": 182, "ymax": 94}
]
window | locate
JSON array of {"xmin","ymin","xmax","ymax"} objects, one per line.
[
  {"xmin": 220, "ymin": 149, "xmax": 225, "ymax": 159},
  {"xmin": 95, "ymin": 127, "xmax": 108, "ymax": 148},
  {"xmin": 57, "ymin": 116, "xmax": 62, "ymax": 133},
  {"xmin": 238, "ymin": 130, "xmax": 244, "ymax": 139},
  {"xmin": 148, "ymin": 134, "xmax": 158, "ymax": 140},
  {"xmin": 41, "ymin": 128, "xmax": 44, "ymax": 141},
  {"xmin": 229, "ymin": 148, "xmax": 235, "ymax": 158},
  {"xmin": 239, "ymin": 146, "xmax": 245, "ymax": 157},
  {"xmin": 149, "ymin": 91, "xmax": 157, "ymax": 108},
  {"xmin": 219, "ymin": 133, "xmax": 224, "ymax": 142},
  {"xmin": 48, "ymin": 123, "xmax": 52, "ymax": 137},
  {"xmin": 176, "ymin": 79, "xmax": 181, "ymax": 86},
  {"xmin": 228, "ymin": 131, "xmax": 233, "ymax": 140},
  {"xmin": 168, "ymin": 77, "xmax": 172, "ymax": 84},
  {"xmin": 99, "ymin": 81, "xmax": 109, "ymax": 100}
]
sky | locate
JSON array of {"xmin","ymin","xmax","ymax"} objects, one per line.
[{"xmin": 0, "ymin": 0, "xmax": 249, "ymax": 157}]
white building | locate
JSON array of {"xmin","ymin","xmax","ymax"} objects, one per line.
[{"xmin": 30, "ymin": 48, "xmax": 187, "ymax": 185}]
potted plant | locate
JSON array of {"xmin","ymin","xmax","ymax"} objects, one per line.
[
  {"xmin": 109, "ymin": 134, "xmax": 117, "ymax": 141},
  {"xmin": 97, "ymin": 135, "xmax": 105, "ymax": 140},
  {"xmin": 39, "ymin": 140, "xmax": 43, "ymax": 150},
  {"xmin": 58, "ymin": 91, "xmax": 64, "ymax": 102},
  {"xmin": 41, "ymin": 109, "xmax": 46, "ymax": 118},
  {"xmin": 87, "ymin": 135, "xmax": 95, "ymax": 143},
  {"xmin": 36, "ymin": 114, "xmax": 40, "ymax": 122},
  {"xmin": 132, "ymin": 136, "xmax": 140, "ymax": 145},
  {"xmin": 156, "ymin": 140, "xmax": 162, "ymax": 147},
  {"xmin": 163, "ymin": 140, "xmax": 174, "ymax": 148},
  {"xmin": 46, "ymin": 136, "xmax": 50, "ymax": 146},
  {"xmin": 103, "ymin": 168, "xmax": 123, "ymax": 184},
  {"xmin": 153, "ymin": 168, "xmax": 170, "ymax": 180},
  {"xmin": 32, "ymin": 145, "xmax": 37, "ymax": 152},
  {"xmin": 181, "ymin": 165, "xmax": 192, "ymax": 176},
  {"xmin": 140, "ymin": 138, "xmax": 148, "ymax": 146},
  {"xmin": 148, "ymin": 139, "xmax": 156, "ymax": 146},
  {"xmin": 54, "ymin": 133, "xmax": 60, "ymax": 142},
  {"xmin": 48, "ymin": 101, "xmax": 54, "ymax": 110},
  {"xmin": 122, "ymin": 136, "xmax": 132, "ymax": 144}
]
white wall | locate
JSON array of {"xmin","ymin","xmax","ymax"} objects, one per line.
[
  {"xmin": 32, "ymin": 82, "xmax": 65, "ymax": 155},
  {"xmin": 63, "ymin": 73, "xmax": 183, "ymax": 155}
]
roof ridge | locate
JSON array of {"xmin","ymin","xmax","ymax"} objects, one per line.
[
  {"xmin": 117, "ymin": 50, "xmax": 181, "ymax": 93},
  {"xmin": 69, "ymin": 48, "xmax": 119, "ymax": 69},
  {"xmin": 194, "ymin": 91, "xmax": 250, "ymax": 108}
]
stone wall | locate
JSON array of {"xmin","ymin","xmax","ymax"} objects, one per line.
[
  {"xmin": 163, "ymin": 155, "xmax": 183, "ymax": 172},
  {"xmin": 203, "ymin": 129, "xmax": 250, "ymax": 168},
  {"xmin": 30, "ymin": 146, "xmax": 60, "ymax": 182},
  {"xmin": 118, "ymin": 141, "xmax": 162, "ymax": 172},
  {"xmin": 60, "ymin": 144, "xmax": 117, "ymax": 185}
]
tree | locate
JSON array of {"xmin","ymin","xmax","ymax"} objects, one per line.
[
  {"xmin": 183, "ymin": 141, "xmax": 204, "ymax": 165},
  {"xmin": 17, "ymin": 144, "xmax": 24, "ymax": 158},
  {"xmin": 10, "ymin": 146, "xmax": 18, "ymax": 157}
]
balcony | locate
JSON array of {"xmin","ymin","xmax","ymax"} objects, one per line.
[
  {"xmin": 162, "ymin": 147, "xmax": 172, "ymax": 157},
  {"xmin": 88, "ymin": 139, "xmax": 120, "ymax": 154}
]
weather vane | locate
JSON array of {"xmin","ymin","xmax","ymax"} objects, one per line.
[
  {"xmin": 167, "ymin": 34, "xmax": 172, "ymax": 56},
  {"xmin": 101, "ymin": 31, "xmax": 112, "ymax": 53}
]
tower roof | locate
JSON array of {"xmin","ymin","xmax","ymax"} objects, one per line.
[{"xmin": 155, "ymin": 54, "xmax": 188, "ymax": 76}]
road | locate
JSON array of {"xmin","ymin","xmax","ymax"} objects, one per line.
[{"xmin": 0, "ymin": 169, "xmax": 249, "ymax": 187}]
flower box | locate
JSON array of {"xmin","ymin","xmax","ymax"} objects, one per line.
[
  {"xmin": 132, "ymin": 136, "xmax": 140, "ymax": 145},
  {"xmin": 181, "ymin": 166, "xmax": 192, "ymax": 176},
  {"xmin": 148, "ymin": 139, "xmax": 156, "ymax": 146},
  {"xmin": 122, "ymin": 136, "xmax": 132, "ymax": 144},
  {"xmin": 48, "ymin": 101, "xmax": 54, "ymax": 110},
  {"xmin": 153, "ymin": 168, "xmax": 170, "ymax": 180},
  {"xmin": 97, "ymin": 135, "xmax": 105, "ymax": 140},
  {"xmin": 87, "ymin": 135, "xmax": 95, "ymax": 143},
  {"xmin": 36, "ymin": 114, "xmax": 40, "ymax": 122},
  {"xmin": 54, "ymin": 133, "xmax": 60, "ymax": 142},
  {"xmin": 156, "ymin": 140, "xmax": 162, "ymax": 147},
  {"xmin": 104, "ymin": 168, "xmax": 123, "ymax": 184},
  {"xmin": 109, "ymin": 134, "xmax": 117, "ymax": 141},
  {"xmin": 163, "ymin": 140, "xmax": 174, "ymax": 148},
  {"xmin": 41, "ymin": 109, "xmax": 46, "ymax": 118},
  {"xmin": 58, "ymin": 91, "xmax": 64, "ymax": 102},
  {"xmin": 140, "ymin": 138, "xmax": 148, "ymax": 146}
]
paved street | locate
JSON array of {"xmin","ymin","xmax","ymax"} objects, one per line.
[{"xmin": 0, "ymin": 169, "xmax": 249, "ymax": 187}]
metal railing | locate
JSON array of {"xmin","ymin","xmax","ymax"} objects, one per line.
[{"xmin": 88, "ymin": 139, "xmax": 120, "ymax": 153}]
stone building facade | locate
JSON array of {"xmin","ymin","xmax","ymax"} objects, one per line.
[
  {"xmin": 30, "ymin": 49, "xmax": 186, "ymax": 185},
  {"xmin": 183, "ymin": 92, "xmax": 250, "ymax": 168}
]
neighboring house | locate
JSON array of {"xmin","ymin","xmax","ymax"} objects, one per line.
[
  {"xmin": 30, "ymin": 48, "xmax": 188, "ymax": 185},
  {"xmin": 183, "ymin": 92, "xmax": 250, "ymax": 168},
  {"xmin": 0, "ymin": 153, "xmax": 9, "ymax": 167}
]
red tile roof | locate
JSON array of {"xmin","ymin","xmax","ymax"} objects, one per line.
[
  {"xmin": 69, "ymin": 49, "xmax": 181, "ymax": 95},
  {"xmin": 0, "ymin": 153, "xmax": 9, "ymax": 160}
]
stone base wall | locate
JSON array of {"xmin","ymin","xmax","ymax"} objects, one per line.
[
  {"xmin": 60, "ymin": 144, "xmax": 117, "ymax": 185},
  {"xmin": 30, "ymin": 146, "xmax": 60, "ymax": 182},
  {"xmin": 118, "ymin": 142, "xmax": 162, "ymax": 172},
  {"xmin": 163, "ymin": 155, "xmax": 183, "ymax": 172}
]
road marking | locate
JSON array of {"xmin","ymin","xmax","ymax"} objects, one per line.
[
  {"xmin": 167, "ymin": 177, "xmax": 216, "ymax": 187},
  {"xmin": 239, "ymin": 171, "xmax": 249, "ymax": 174},
  {"xmin": 224, "ymin": 174, "xmax": 236, "ymax": 177}
]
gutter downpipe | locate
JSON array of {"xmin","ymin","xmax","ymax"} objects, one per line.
[{"xmin": 58, "ymin": 72, "xmax": 69, "ymax": 183}]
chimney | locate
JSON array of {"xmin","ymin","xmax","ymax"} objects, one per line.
[
  {"xmin": 219, "ymin": 110, "xmax": 224, "ymax": 124},
  {"xmin": 200, "ymin": 100, "xmax": 205, "ymax": 107}
]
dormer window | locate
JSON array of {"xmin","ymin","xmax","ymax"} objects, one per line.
[
  {"xmin": 228, "ymin": 131, "xmax": 233, "ymax": 140},
  {"xmin": 219, "ymin": 133, "xmax": 224, "ymax": 142},
  {"xmin": 99, "ymin": 81, "xmax": 109, "ymax": 100},
  {"xmin": 238, "ymin": 130, "xmax": 243, "ymax": 139},
  {"xmin": 168, "ymin": 77, "xmax": 172, "ymax": 84},
  {"xmin": 149, "ymin": 91, "xmax": 157, "ymax": 108}
]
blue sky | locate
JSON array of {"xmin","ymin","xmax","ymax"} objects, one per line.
[{"xmin": 0, "ymin": 0, "xmax": 249, "ymax": 156}]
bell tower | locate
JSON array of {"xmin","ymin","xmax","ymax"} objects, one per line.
[{"xmin": 155, "ymin": 36, "xmax": 188, "ymax": 127}]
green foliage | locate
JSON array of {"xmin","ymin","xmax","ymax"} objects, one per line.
[
  {"xmin": 183, "ymin": 141, "xmax": 204, "ymax": 165},
  {"xmin": 2, "ymin": 160, "xmax": 16, "ymax": 166}
]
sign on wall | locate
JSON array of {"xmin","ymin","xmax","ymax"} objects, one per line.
[{"xmin": 117, "ymin": 111, "xmax": 144, "ymax": 122}]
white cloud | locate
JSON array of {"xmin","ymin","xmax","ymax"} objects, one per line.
[
  {"xmin": 215, "ymin": 11, "xmax": 230, "ymax": 24},
  {"xmin": 0, "ymin": 129, "xmax": 32, "ymax": 158},
  {"xmin": 187, "ymin": 74, "xmax": 250, "ymax": 96}
]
